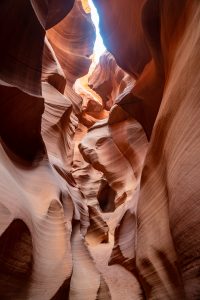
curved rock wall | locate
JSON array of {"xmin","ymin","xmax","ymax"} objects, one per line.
[
  {"xmin": 0, "ymin": 1, "xmax": 110, "ymax": 299},
  {"xmin": 88, "ymin": 51, "xmax": 135, "ymax": 110},
  {"xmin": 93, "ymin": 0, "xmax": 200, "ymax": 299},
  {"xmin": 0, "ymin": 0, "xmax": 200, "ymax": 299}
]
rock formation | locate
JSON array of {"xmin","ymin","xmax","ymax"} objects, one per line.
[
  {"xmin": 93, "ymin": 0, "xmax": 200, "ymax": 299},
  {"xmin": 0, "ymin": 1, "xmax": 107, "ymax": 299},
  {"xmin": 0, "ymin": 0, "xmax": 200, "ymax": 299},
  {"xmin": 88, "ymin": 51, "xmax": 135, "ymax": 110}
]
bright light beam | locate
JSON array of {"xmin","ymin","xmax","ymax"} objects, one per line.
[{"xmin": 88, "ymin": 0, "xmax": 106, "ymax": 62}]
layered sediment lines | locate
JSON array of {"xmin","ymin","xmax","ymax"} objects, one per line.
[
  {"xmin": 93, "ymin": 0, "xmax": 200, "ymax": 299},
  {"xmin": 88, "ymin": 51, "xmax": 135, "ymax": 110},
  {"xmin": 0, "ymin": 0, "xmax": 200, "ymax": 299},
  {"xmin": 0, "ymin": 0, "xmax": 110, "ymax": 298}
]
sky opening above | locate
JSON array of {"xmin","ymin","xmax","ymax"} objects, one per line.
[{"xmin": 88, "ymin": 0, "xmax": 106, "ymax": 62}]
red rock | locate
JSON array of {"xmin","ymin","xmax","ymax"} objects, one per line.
[{"xmin": 0, "ymin": 0, "xmax": 200, "ymax": 299}]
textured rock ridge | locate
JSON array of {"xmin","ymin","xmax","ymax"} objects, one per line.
[
  {"xmin": 0, "ymin": 0, "xmax": 200, "ymax": 299},
  {"xmin": 93, "ymin": 0, "xmax": 200, "ymax": 299},
  {"xmin": 0, "ymin": 0, "xmax": 110, "ymax": 298},
  {"xmin": 88, "ymin": 51, "xmax": 135, "ymax": 110}
]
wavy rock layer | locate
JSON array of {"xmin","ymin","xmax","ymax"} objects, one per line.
[
  {"xmin": 0, "ymin": 0, "xmax": 109, "ymax": 299},
  {"xmin": 88, "ymin": 51, "xmax": 135, "ymax": 110},
  {"xmin": 136, "ymin": 2, "xmax": 200, "ymax": 298},
  {"xmin": 93, "ymin": 0, "xmax": 200, "ymax": 299},
  {"xmin": 74, "ymin": 54, "xmax": 148, "ymax": 299},
  {"xmin": 0, "ymin": 0, "xmax": 200, "ymax": 299},
  {"xmin": 0, "ymin": 0, "xmax": 146, "ymax": 298}
]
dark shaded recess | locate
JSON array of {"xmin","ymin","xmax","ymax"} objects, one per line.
[
  {"xmin": 118, "ymin": 90, "xmax": 164, "ymax": 140},
  {"xmin": 108, "ymin": 243, "xmax": 135, "ymax": 273},
  {"xmin": 97, "ymin": 180, "xmax": 116, "ymax": 212},
  {"xmin": 117, "ymin": 0, "xmax": 163, "ymax": 140},
  {"xmin": 109, "ymin": 210, "xmax": 136, "ymax": 273},
  {"xmin": 53, "ymin": 165, "xmax": 77, "ymax": 188},
  {"xmin": 0, "ymin": 85, "xmax": 45, "ymax": 162},
  {"xmin": 89, "ymin": 80, "xmax": 111, "ymax": 110},
  {"xmin": 155, "ymin": 249, "xmax": 183, "ymax": 289},
  {"xmin": 0, "ymin": 219, "xmax": 33, "ymax": 299},
  {"xmin": 86, "ymin": 206, "xmax": 109, "ymax": 244},
  {"xmin": 48, "ymin": 73, "xmax": 66, "ymax": 95},
  {"xmin": 142, "ymin": 0, "xmax": 162, "ymax": 65},
  {"xmin": 43, "ymin": 0, "xmax": 75, "ymax": 30},
  {"xmin": 51, "ymin": 278, "xmax": 70, "ymax": 300},
  {"xmin": 136, "ymin": 249, "xmax": 185, "ymax": 299},
  {"xmin": 96, "ymin": 276, "xmax": 111, "ymax": 300},
  {"xmin": 0, "ymin": 0, "xmax": 45, "ymax": 96},
  {"xmin": 137, "ymin": 257, "xmax": 155, "ymax": 298},
  {"xmin": 171, "ymin": 221, "xmax": 200, "ymax": 299},
  {"xmin": 117, "ymin": 94, "xmax": 147, "ymax": 136}
]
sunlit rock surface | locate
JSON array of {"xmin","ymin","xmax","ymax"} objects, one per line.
[
  {"xmin": 0, "ymin": 0, "xmax": 108, "ymax": 298},
  {"xmin": 0, "ymin": 0, "xmax": 200, "ymax": 299},
  {"xmin": 93, "ymin": 0, "xmax": 200, "ymax": 299},
  {"xmin": 88, "ymin": 51, "xmax": 135, "ymax": 110}
]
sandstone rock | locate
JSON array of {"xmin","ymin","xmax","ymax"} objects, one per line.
[
  {"xmin": 0, "ymin": 0, "xmax": 199, "ymax": 299},
  {"xmin": 88, "ymin": 51, "xmax": 135, "ymax": 110},
  {"xmin": 93, "ymin": 0, "xmax": 200, "ymax": 298}
]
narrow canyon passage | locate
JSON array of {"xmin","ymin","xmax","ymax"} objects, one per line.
[{"xmin": 0, "ymin": 0, "xmax": 200, "ymax": 299}]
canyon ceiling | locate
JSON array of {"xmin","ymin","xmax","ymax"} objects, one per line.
[{"xmin": 0, "ymin": 0, "xmax": 199, "ymax": 299}]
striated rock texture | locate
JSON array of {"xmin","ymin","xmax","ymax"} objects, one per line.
[
  {"xmin": 93, "ymin": 0, "xmax": 164, "ymax": 139},
  {"xmin": 0, "ymin": 0, "xmax": 111, "ymax": 299},
  {"xmin": 0, "ymin": 0, "xmax": 200, "ymax": 299},
  {"xmin": 93, "ymin": 0, "xmax": 200, "ymax": 299},
  {"xmin": 88, "ymin": 51, "xmax": 135, "ymax": 110},
  {"xmin": 0, "ymin": 0, "xmax": 146, "ymax": 298}
]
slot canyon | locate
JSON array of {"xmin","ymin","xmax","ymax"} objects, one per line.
[{"xmin": 0, "ymin": 0, "xmax": 199, "ymax": 299}]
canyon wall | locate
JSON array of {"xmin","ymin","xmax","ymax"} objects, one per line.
[
  {"xmin": 0, "ymin": 1, "xmax": 108, "ymax": 299},
  {"xmin": 0, "ymin": 0, "xmax": 200, "ymax": 299},
  {"xmin": 93, "ymin": 0, "xmax": 200, "ymax": 298}
]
